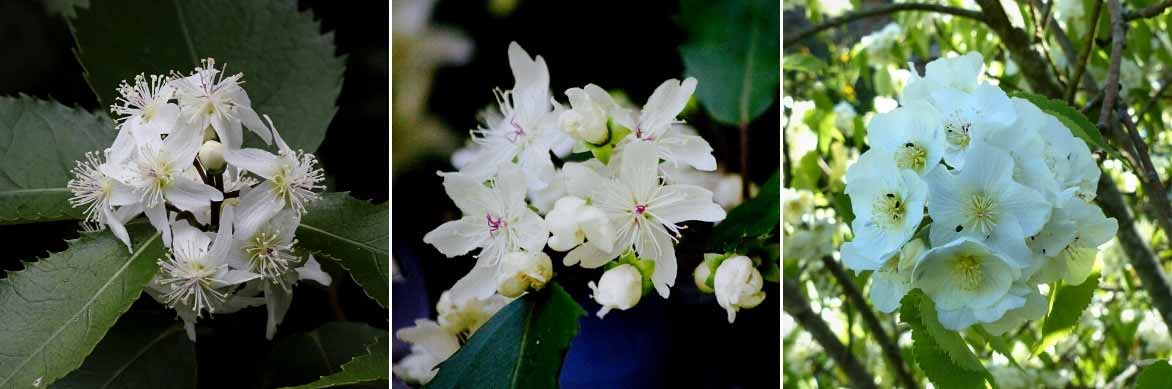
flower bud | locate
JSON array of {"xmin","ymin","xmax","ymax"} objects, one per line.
[
  {"xmin": 714, "ymin": 256, "xmax": 766, "ymax": 323},
  {"xmin": 546, "ymin": 196, "xmax": 615, "ymax": 253},
  {"xmin": 198, "ymin": 140, "xmax": 226, "ymax": 171},
  {"xmin": 496, "ymin": 251, "xmax": 553, "ymax": 298},
  {"xmin": 693, "ymin": 262, "xmax": 714, "ymax": 294},
  {"xmin": 588, "ymin": 264, "xmax": 643, "ymax": 318},
  {"xmin": 560, "ymin": 88, "xmax": 609, "ymax": 144}
]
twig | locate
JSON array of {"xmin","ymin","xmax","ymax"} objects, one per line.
[
  {"xmin": 782, "ymin": 278, "xmax": 878, "ymax": 389},
  {"xmin": 1104, "ymin": 359, "xmax": 1161, "ymax": 388},
  {"xmin": 1125, "ymin": 0, "xmax": 1172, "ymax": 21},
  {"xmin": 1098, "ymin": 0, "xmax": 1125, "ymax": 131},
  {"xmin": 739, "ymin": 122, "xmax": 750, "ymax": 200},
  {"xmin": 783, "ymin": 3, "xmax": 983, "ymax": 46},
  {"xmin": 1066, "ymin": 0, "xmax": 1104, "ymax": 104},
  {"xmin": 820, "ymin": 256, "xmax": 920, "ymax": 389},
  {"xmin": 1096, "ymin": 174, "xmax": 1172, "ymax": 333},
  {"xmin": 974, "ymin": 0, "xmax": 1065, "ymax": 97}
]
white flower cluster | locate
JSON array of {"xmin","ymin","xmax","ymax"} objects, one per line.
[
  {"xmin": 67, "ymin": 59, "xmax": 331, "ymax": 340},
  {"xmin": 423, "ymin": 42, "xmax": 726, "ymax": 312},
  {"xmin": 393, "ymin": 291, "xmax": 512, "ymax": 385},
  {"xmin": 842, "ymin": 52, "xmax": 1118, "ymax": 331}
]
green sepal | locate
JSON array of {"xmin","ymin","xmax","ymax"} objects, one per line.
[
  {"xmin": 604, "ymin": 250, "xmax": 657, "ymax": 296},
  {"xmin": 585, "ymin": 119, "xmax": 633, "ymax": 164},
  {"xmin": 702, "ymin": 252, "xmax": 736, "ymax": 289}
]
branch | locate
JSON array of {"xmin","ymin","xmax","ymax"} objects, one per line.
[
  {"xmin": 783, "ymin": 4, "xmax": 983, "ymax": 47},
  {"xmin": 1066, "ymin": 0, "xmax": 1104, "ymax": 104},
  {"xmin": 1096, "ymin": 174, "xmax": 1172, "ymax": 333},
  {"xmin": 782, "ymin": 278, "xmax": 878, "ymax": 389},
  {"xmin": 974, "ymin": 0, "xmax": 1064, "ymax": 97},
  {"xmin": 1098, "ymin": 0, "xmax": 1126, "ymax": 130},
  {"xmin": 820, "ymin": 256, "xmax": 919, "ymax": 389},
  {"xmin": 1125, "ymin": 0, "xmax": 1172, "ymax": 21}
]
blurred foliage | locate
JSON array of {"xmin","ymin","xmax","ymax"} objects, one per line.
[{"xmin": 784, "ymin": 0, "xmax": 1172, "ymax": 387}]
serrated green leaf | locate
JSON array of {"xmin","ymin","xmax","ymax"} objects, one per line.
[
  {"xmin": 782, "ymin": 53, "xmax": 827, "ymax": 75},
  {"xmin": 70, "ymin": 0, "xmax": 344, "ymax": 152},
  {"xmin": 708, "ymin": 172, "xmax": 780, "ymax": 252},
  {"xmin": 282, "ymin": 335, "xmax": 388, "ymax": 389},
  {"xmin": 916, "ymin": 292, "xmax": 986, "ymax": 372},
  {"xmin": 1136, "ymin": 361, "xmax": 1172, "ymax": 389},
  {"xmin": 901, "ymin": 291, "xmax": 993, "ymax": 389},
  {"xmin": 1034, "ymin": 273, "xmax": 1100, "ymax": 355},
  {"xmin": 1009, "ymin": 92, "xmax": 1116, "ymax": 158},
  {"xmin": 297, "ymin": 193, "xmax": 388, "ymax": 308},
  {"xmin": 679, "ymin": 0, "xmax": 779, "ymax": 125},
  {"xmin": 0, "ymin": 96, "xmax": 113, "ymax": 225},
  {"xmin": 426, "ymin": 282, "xmax": 585, "ymax": 389},
  {"xmin": 53, "ymin": 311, "xmax": 195, "ymax": 389},
  {"xmin": 0, "ymin": 227, "xmax": 165, "ymax": 388},
  {"xmin": 266, "ymin": 322, "xmax": 387, "ymax": 388}
]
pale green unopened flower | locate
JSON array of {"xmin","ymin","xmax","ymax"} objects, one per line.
[
  {"xmin": 496, "ymin": 251, "xmax": 553, "ymax": 298},
  {"xmin": 589, "ymin": 264, "xmax": 643, "ymax": 318},
  {"xmin": 714, "ymin": 256, "xmax": 765, "ymax": 323},
  {"xmin": 198, "ymin": 140, "xmax": 226, "ymax": 171}
]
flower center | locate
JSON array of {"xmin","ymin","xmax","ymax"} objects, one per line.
[
  {"xmin": 486, "ymin": 213, "xmax": 505, "ymax": 235},
  {"xmin": 951, "ymin": 254, "xmax": 984, "ymax": 291},
  {"xmin": 895, "ymin": 142, "xmax": 929, "ymax": 172},
  {"xmin": 872, "ymin": 193, "xmax": 905, "ymax": 228},
  {"xmin": 244, "ymin": 230, "xmax": 296, "ymax": 280},
  {"xmin": 507, "ymin": 117, "xmax": 526, "ymax": 143},
  {"xmin": 944, "ymin": 121, "xmax": 971, "ymax": 149},
  {"xmin": 965, "ymin": 192, "xmax": 999, "ymax": 234},
  {"xmin": 634, "ymin": 204, "xmax": 647, "ymax": 216}
]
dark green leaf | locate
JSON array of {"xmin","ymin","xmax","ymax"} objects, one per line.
[
  {"xmin": 266, "ymin": 322, "xmax": 386, "ymax": 388},
  {"xmin": 708, "ymin": 172, "xmax": 780, "ymax": 252},
  {"xmin": 1035, "ymin": 273, "xmax": 1099, "ymax": 355},
  {"xmin": 0, "ymin": 227, "xmax": 165, "ymax": 388},
  {"xmin": 427, "ymin": 282, "xmax": 585, "ymax": 389},
  {"xmin": 1136, "ymin": 361, "xmax": 1172, "ymax": 389},
  {"xmin": 70, "ymin": 0, "xmax": 344, "ymax": 151},
  {"xmin": 0, "ymin": 96, "xmax": 113, "ymax": 225},
  {"xmin": 679, "ymin": 0, "xmax": 779, "ymax": 125},
  {"xmin": 282, "ymin": 336, "xmax": 389, "ymax": 389},
  {"xmin": 297, "ymin": 193, "xmax": 388, "ymax": 308},
  {"xmin": 53, "ymin": 311, "xmax": 195, "ymax": 389},
  {"xmin": 900, "ymin": 291, "xmax": 993, "ymax": 389},
  {"xmin": 915, "ymin": 292, "xmax": 985, "ymax": 372},
  {"xmin": 782, "ymin": 53, "xmax": 826, "ymax": 75}
]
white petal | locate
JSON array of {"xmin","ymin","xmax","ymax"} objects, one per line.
[
  {"xmin": 223, "ymin": 148, "xmax": 280, "ymax": 180},
  {"xmin": 234, "ymin": 184, "xmax": 285, "ymax": 238},
  {"xmin": 448, "ymin": 265, "xmax": 498, "ymax": 305},
  {"xmin": 564, "ymin": 243, "xmax": 618, "ymax": 269},
  {"xmin": 639, "ymin": 78, "xmax": 696, "ymax": 133},
  {"xmin": 145, "ymin": 202, "xmax": 172, "ymax": 247},
  {"xmin": 637, "ymin": 223, "xmax": 676, "ymax": 298},
  {"xmin": 870, "ymin": 267, "xmax": 911, "ymax": 313},
  {"xmin": 510, "ymin": 209, "xmax": 549, "ymax": 252},
  {"xmin": 264, "ymin": 283, "xmax": 292, "ymax": 340},
  {"xmin": 163, "ymin": 123, "xmax": 202, "ymax": 167},
  {"xmin": 422, "ymin": 217, "xmax": 487, "ymax": 257},
  {"xmin": 619, "ymin": 140, "xmax": 660, "ymax": 200},
  {"xmin": 659, "ymin": 131, "xmax": 716, "ymax": 171},
  {"xmin": 165, "ymin": 178, "xmax": 223, "ymax": 211},
  {"xmin": 296, "ymin": 255, "xmax": 333, "ymax": 286},
  {"xmin": 649, "ymin": 184, "xmax": 726, "ymax": 224},
  {"xmin": 440, "ymin": 171, "xmax": 493, "ymax": 216},
  {"xmin": 214, "ymin": 269, "xmax": 261, "ymax": 288},
  {"xmin": 237, "ymin": 106, "xmax": 272, "ymax": 144}
]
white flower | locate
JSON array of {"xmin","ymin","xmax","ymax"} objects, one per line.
[
  {"xmin": 589, "ymin": 264, "xmax": 643, "ymax": 318},
  {"xmin": 925, "ymin": 141, "xmax": 1051, "ymax": 267},
  {"xmin": 225, "ymin": 209, "xmax": 302, "ymax": 282},
  {"xmin": 170, "ymin": 58, "xmax": 270, "ymax": 149},
  {"xmin": 559, "ymin": 84, "xmax": 614, "ymax": 144},
  {"xmin": 860, "ymin": 23, "xmax": 901, "ymax": 56},
  {"xmin": 926, "ymin": 84, "xmax": 1016, "ymax": 169},
  {"xmin": 985, "ymin": 99, "xmax": 1063, "ymax": 203},
  {"xmin": 423, "ymin": 166, "xmax": 549, "ymax": 304},
  {"xmin": 68, "ymin": 151, "xmax": 142, "ymax": 251},
  {"xmin": 560, "ymin": 141, "xmax": 726, "ymax": 297},
  {"xmin": 859, "ymin": 100, "xmax": 946, "ymax": 176},
  {"xmin": 869, "ymin": 239, "xmax": 925, "ymax": 313},
  {"xmin": 982, "ymin": 286, "xmax": 1049, "ymax": 335},
  {"xmin": 1028, "ymin": 197, "xmax": 1117, "ymax": 285},
  {"xmin": 393, "ymin": 319, "xmax": 461, "ymax": 385},
  {"xmin": 460, "ymin": 42, "xmax": 572, "ymax": 190},
  {"xmin": 840, "ymin": 150, "xmax": 929, "ymax": 271},
  {"xmin": 714, "ymin": 256, "xmax": 766, "ymax": 323},
  {"xmin": 496, "ymin": 251, "xmax": 553, "ymax": 297},
  {"xmin": 782, "ymin": 187, "xmax": 816, "ymax": 227},
  {"xmin": 913, "ymin": 238, "xmax": 1025, "ymax": 330},
  {"xmin": 545, "ymin": 196, "xmax": 614, "ymax": 253},
  {"xmin": 901, "ymin": 52, "xmax": 985, "ymax": 104},
  {"xmin": 101, "ymin": 124, "xmax": 223, "ymax": 246},
  {"xmin": 833, "ymin": 101, "xmax": 857, "ymax": 132},
  {"xmin": 110, "ymin": 73, "xmax": 180, "ymax": 155},
  {"xmin": 613, "ymin": 78, "xmax": 717, "ymax": 171},
  {"xmin": 224, "ymin": 117, "xmax": 325, "ymax": 237},
  {"xmin": 436, "ymin": 291, "xmax": 511, "ymax": 337},
  {"xmin": 155, "ymin": 217, "xmax": 260, "ymax": 317},
  {"xmin": 1035, "ymin": 111, "xmax": 1099, "ymax": 201}
]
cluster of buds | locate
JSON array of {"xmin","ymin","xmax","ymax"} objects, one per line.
[{"xmin": 68, "ymin": 59, "xmax": 331, "ymax": 340}]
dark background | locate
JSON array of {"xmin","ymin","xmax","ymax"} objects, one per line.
[
  {"xmin": 393, "ymin": 0, "xmax": 780, "ymax": 388},
  {"xmin": 0, "ymin": 0, "xmax": 388, "ymax": 388}
]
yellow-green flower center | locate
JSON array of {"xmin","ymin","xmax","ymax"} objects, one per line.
[
  {"xmin": 873, "ymin": 193, "xmax": 906, "ymax": 228},
  {"xmin": 965, "ymin": 192, "xmax": 999, "ymax": 234},
  {"xmin": 952, "ymin": 254, "xmax": 984, "ymax": 291},
  {"xmin": 895, "ymin": 142, "xmax": 929, "ymax": 172},
  {"xmin": 945, "ymin": 122, "xmax": 971, "ymax": 149}
]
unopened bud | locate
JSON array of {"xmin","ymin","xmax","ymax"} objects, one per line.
[
  {"xmin": 714, "ymin": 256, "xmax": 766, "ymax": 323},
  {"xmin": 198, "ymin": 140, "xmax": 226, "ymax": 171},
  {"xmin": 496, "ymin": 251, "xmax": 553, "ymax": 298},
  {"xmin": 588, "ymin": 264, "xmax": 643, "ymax": 318},
  {"xmin": 693, "ymin": 262, "xmax": 714, "ymax": 294}
]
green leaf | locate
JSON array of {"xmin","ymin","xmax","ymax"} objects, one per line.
[
  {"xmin": 1009, "ymin": 92, "xmax": 1115, "ymax": 157},
  {"xmin": 915, "ymin": 292, "xmax": 985, "ymax": 372},
  {"xmin": 297, "ymin": 193, "xmax": 388, "ymax": 308},
  {"xmin": 1136, "ymin": 361, "xmax": 1172, "ymax": 389},
  {"xmin": 782, "ymin": 53, "xmax": 827, "ymax": 75},
  {"xmin": 426, "ymin": 282, "xmax": 585, "ymax": 389},
  {"xmin": 281, "ymin": 335, "xmax": 389, "ymax": 389},
  {"xmin": 679, "ymin": 0, "xmax": 779, "ymax": 125},
  {"xmin": 790, "ymin": 151, "xmax": 822, "ymax": 191},
  {"xmin": 0, "ymin": 96, "xmax": 114, "ymax": 225},
  {"xmin": 1034, "ymin": 273, "xmax": 1100, "ymax": 355},
  {"xmin": 69, "ymin": 0, "xmax": 344, "ymax": 152},
  {"xmin": 266, "ymin": 322, "xmax": 386, "ymax": 388},
  {"xmin": 53, "ymin": 311, "xmax": 195, "ymax": 389},
  {"xmin": 708, "ymin": 172, "xmax": 780, "ymax": 252},
  {"xmin": 0, "ymin": 227, "xmax": 165, "ymax": 388},
  {"xmin": 900, "ymin": 291, "xmax": 993, "ymax": 389}
]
